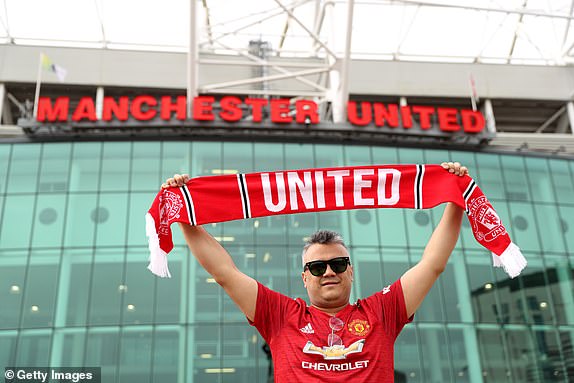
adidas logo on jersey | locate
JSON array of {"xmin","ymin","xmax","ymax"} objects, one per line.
[{"xmin": 300, "ymin": 323, "xmax": 314, "ymax": 334}]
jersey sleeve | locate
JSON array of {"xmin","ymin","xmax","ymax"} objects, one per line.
[
  {"xmin": 361, "ymin": 279, "xmax": 413, "ymax": 339},
  {"xmin": 248, "ymin": 282, "xmax": 300, "ymax": 344}
]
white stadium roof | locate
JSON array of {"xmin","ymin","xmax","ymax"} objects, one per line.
[{"xmin": 1, "ymin": 0, "xmax": 574, "ymax": 66}]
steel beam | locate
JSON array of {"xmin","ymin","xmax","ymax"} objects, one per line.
[
  {"xmin": 332, "ymin": 0, "xmax": 354, "ymax": 123},
  {"xmin": 188, "ymin": 0, "xmax": 199, "ymax": 116}
]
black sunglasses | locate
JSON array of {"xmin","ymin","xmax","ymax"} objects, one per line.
[{"xmin": 304, "ymin": 257, "xmax": 351, "ymax": 277}]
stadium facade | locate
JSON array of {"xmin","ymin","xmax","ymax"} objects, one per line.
[{"xmin": 1, "ymin": 44, "xmax": 574, "ymax": 383}]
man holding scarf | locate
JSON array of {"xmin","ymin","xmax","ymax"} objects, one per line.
[{"xmin": 161, "ymin": 161, "xmax": 468, "ymax": 382}]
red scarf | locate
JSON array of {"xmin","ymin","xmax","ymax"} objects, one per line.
[{"xmin": 146, "ymin": 164, "xmax": 526, "ymax": 279}]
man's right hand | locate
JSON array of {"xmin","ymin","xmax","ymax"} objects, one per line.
[{"xmin": 162, "ymin": 173, "xmax": 190, "ymax": 189}]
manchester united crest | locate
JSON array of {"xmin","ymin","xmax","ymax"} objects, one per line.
[
  {"xmin": 159, "ymin": 190, "xmax": 184, "ymax": 235},
  {"xmin": 347, "ymin": 319, "xmax": 371, "ymax": 337},
  {"xmin": 467, "ymin": 195, "xmax": 506, "ymax": 242}
]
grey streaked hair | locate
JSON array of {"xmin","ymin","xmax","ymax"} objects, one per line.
[{"xmin": 301, "ymin": 230, "xmax": 348, "ymax": 267}]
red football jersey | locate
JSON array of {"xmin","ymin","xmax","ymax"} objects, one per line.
[{"xmin": 249, "ymin": 279, "xmax": 412, "ymax": 382}]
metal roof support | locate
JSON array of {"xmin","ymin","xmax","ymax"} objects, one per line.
[
  {"xmin": 202, "ymin": 0, "xmax": 214, "ymax": 48},
  {"xmin": 567, "ymin": 102, "xmax": 574, "ymax": 134},
  {"xmin": 215, "ymin": 40, "xmax": 329, "ymax": 92},
  {"xmin": 188, "ymin": 0, "xmax": 199, "ymax": 116},
  {"xmin": 273, "ymin": 0, "xmax": 338, "ymax": 59},
  {"xmin": 507, "ymin": 0, "xmax": 527, "ymax": 64},
  {"xmin": 208, "ymin": 0, "xmax": 310, "ymax": 48},
  {"xmin": 483, "ymin": 99, "xmax": 496, "ymax": 134},
  {"xmin": 562, "ymin": 0, "xmax": 574, "ymax": 59},
  {"xmin": 331, "ymin": 0, "xmax": 354, "ymax": 123},
  {"xmin": 0, "ymin": 83, "xmax": 4, "ymax": 124},
  {"xmin": 201, "ymin": 67, "xmax": 331, "ymax": 91},
  {"xmin": 535, "ymin": 106, "xmax": 566, "ymax": 133},
  {"xmin": 389, "ymin": 0, "xmax": 574, "ymax": 20}
]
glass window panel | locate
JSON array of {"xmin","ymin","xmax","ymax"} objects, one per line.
[
  {"xmin": 315, "ymin": 144, "xmax": 344, "ymax": 168},
  {"xmin": 127, "ymin": 192, "xmax": 155, "ymax": 246},
  {"xmin": 288, "ymin": 212, "xmax": 319, "ymax": 247},
  {"xmin": 394, "ymin": 327, "xmax": 423, "ymax": 383},
  {"xmin": 422, "ymin": 148, "xmax": 450, "ymax": 165},
  {"xmin": 549, "ymin": 159, "xmax": 574, "ymax": 205},
  {"xmin": 371, "ymin": 146, "xmax": 398, "ymax": 165},
  {"xmin": 32, "ymin": 194, "xmax": 67, "ymax": 248},
  {"xmin": 378, "ymin": 209, "xmax": 407, "ymax": 247},
  {"xmin": 221, "ymin": 324, "xmax": 260, "ymax": 383},
  {"xmin": 59, "ymin": 330, "xmax": 86, "ymax": 366},
  {"xmin": 0, "ymin": 253, "xmax": 26, "ymax": 329},
  {"xmin": 505, "ymin": 328, "xmax": 540, "ymax": 381},
  {"xmin": 558, "ymin": 329, "xmax": 574, "ymax": 378},
  {"xmin": 95, "ymin": 193, "xmax": 128, "ymax": 246},
  {"xmin": 152, "ymin": 328, "xmax": 181, "ymax": 382},
  {"xmin": 316, "ymin": 210, "xmax": 350, "ymax": 241},
  {"xmin": 38, "ymin": 143, "xmax": 71, "ymax": 193},
  {"xmin": 440, "ymin": 261, "xmax": 463, "ymax": 323},
  {"xmin": 544, "ymin": 256, "xmax": 574, "ymax": 326},
  {"xmin": 354, "ymin": 248, "xmax": 384, "ymax": 297},
  {"xmin": 89, "ymin": 252, "xmax": 124, "ymax": 326},
  {"xmin": 65, "ymin": 251, "xmax": 92, "ymax": 326},
  {"xmin": 285, "ymin": 142, "xmax": 314, "ymax": 169},
  {"xmin": 15, "ymin": 331, "xmax": 52, "ymax": 366},
  {"xmin": 0, "ymin": 195, "xmax": 35, "ymax": 249},
  {"xmin": 100, "ymin": 142, "xmax": 131, "ymax": 192},
  {"xmin": 380, "ymin": 249, "xmax": 411, "ymax": 284},
  {"xmin": 403, "ymin": 208, "xmax": 434, "ymax": 248},
  {"xmin": 476, "ymin": 327, "xmax": 511, "ymax": 381},
  {"xmin": 192, "ymin": 142, "xmax": 222, "ymax": 177},
  {"xmin": 131, "ymin": 142, "xmax": 161, "ymax": 191},
  {"xmin": 466, "ymin": 252, "xmax": 500, "ymax": 324},
  {"xmin": 474, "ymin": 153, "xmax": 505, "ymax": 199},
  {"xmin": 558, "ymin": 205, "xmax": 574, "ymax": 252},
  {"xmin": 419, "ymin": 325, "xmax": 453, "ymax": 382},
  {"xmin": 155, "ymin": 259, "xmax": 183, "ymax": 324},
  {"xmin": 193, "ymin": 262, "xmax": 222, "ymax": 323},
  {"xmin": 0, "ymin": 331, "xmax": 17, "ymax": 367},
  {"xmin": 531, "ymin": 329, "xmax": 568, "ymax": 380},
  {"xmin": 533, "ymin": 204, "xmax": 566, "ymax": 253},
  {"xmin": 85, "ymin": 328, "xmax": 120, "ymax": 381},
  {"xmin": 161, "ymin": 142, "xmax": 192, "ymax": 182},
  {"xmin": 6, "ymin": 144, "xmax": 41, "ymax": 193},
  {"xmin": 69, "ymin": 143, "xmax": 102, "ymax": 192},
  {"xmin": 412, "ymin": 250, "xmax": 446, "ymax": 322},
  {"xmin": 118, "ymin": 328, "xmax": 153, "ymax": 382},
  {"xmin": 501, "ymin": 155, "xmax": 530, "ymax": 202},
  {"xmin": 446, "ymin": 326, "xmax": 473, "ymax": 382},
  {"xmin": 64, "ymin": 194, "xmax": 97, "ymax": 247},
  {"xmin": 345, "ymin": 145, "xmax": 371, "ymax": 166},
  {"xmin": 397, "ymin": 147, "xmax": 424, "ymax": 164},
  {"xmin": 507, "ymin": 201, "xmax": 541, "ymax": 253},
  {"xmin": 0, "ymin": 145, "xmax": 11, "ymax": 193},
  {"xmin": 492, "ymin": 259, "xmax": 530, "ymax": 325},
  {"xmin": 525, "ymin": 157, "xmax": 555, "ymax": 203},
  {"xmin": 517, "ymin": 258, "xmax": 555, "ymax": 325},
  {"xmin": 288, "ymin": 246, "xmax": 308, "ymax": 301},
  {"xmin": 253, "ymin": 143, "xmax": 287, "ymax": 246},
  {"xmin": 123, "ymin": 254, "xmax": 156, "ymax": 325},
  {"xmin": 193, "ymin": 324, "xmax": 221, "ymax": 382},
  {"xmin": 21, "ymin": 252, "xmax": 59, "ymax": 328}
]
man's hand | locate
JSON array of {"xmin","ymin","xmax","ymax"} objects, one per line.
[
  {"xmin": 162, "ymin": 174, "xmax": 190, "ymax": 188},
  {"xmin": 440, "ymin": 161, "xmax": 468, "ymax": 176}
]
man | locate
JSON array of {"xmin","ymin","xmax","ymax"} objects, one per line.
[{"xmin": 162, "ymin": 161, "xmax": 468, "ymax": 382}]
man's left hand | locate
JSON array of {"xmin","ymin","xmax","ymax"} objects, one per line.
[{"xmin": 440, "ymin": 161, "xmax": 468, "ymax": 176}]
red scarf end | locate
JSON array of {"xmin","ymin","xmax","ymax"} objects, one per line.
[
  {"xmin": 492, "ymin": 242, "xmax": 526, "ymax": 279},
  {"xmin": 146, "ymin": 213, "xmax": 172, "ymax": 278}
]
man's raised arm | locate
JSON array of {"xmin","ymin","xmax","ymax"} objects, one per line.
[
  {"xmin": 400, "ymin": 162, "xmax": 466, "ymax": 318},
  {"xmin": 164, "ymin": 174, "xmax": 258, "ymax": 321}
]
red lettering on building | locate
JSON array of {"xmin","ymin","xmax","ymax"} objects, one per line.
[
  {"xmin": 37, "ymin": 97, "xmax": 69, "ymax": 122},
  {"xmin": 219, "ymin": 96, "xmax": 243, "ymax": 122},
  {"xmin": 72, "ymin": 97, "xmax": 97, "ymax": 121},
  {"xmin": 270, "ymin": 99, "xmax": 292, "ymax": 123},
  {"xmin": 102, "ymin": 96, "xmax": 129, "ymax": 121},
  {"xmin": 161, "ymin": 95, "xmax": 187, "ymax": 121},
  {"xmin": 437, "ymin": 108, "xmax": 460, "ymax": 131}
]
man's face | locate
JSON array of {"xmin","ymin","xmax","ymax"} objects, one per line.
[{"xmin": 301, "ymin": 243, "xmax": 353, "ymax": 309}]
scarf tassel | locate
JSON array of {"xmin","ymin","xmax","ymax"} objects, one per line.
[
  {"xmin": 491, "ymin": 242, "xmax": 526, "ymax": 279},
  {"xmin": 146, "ymin": 213, "xmax": 172, "ymax": 278}
]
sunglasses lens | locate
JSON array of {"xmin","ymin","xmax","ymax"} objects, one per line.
[
  {"xmin": 308, "ymin": 263, "xmax": 327, "ymax": 276},
  {"xmin": 330, "ymin": 259, "xmax": 348, "ymax": 273}
]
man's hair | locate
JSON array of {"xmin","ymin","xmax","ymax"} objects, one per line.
[{"xmin": 301, "ymin": 230, "xmax": 348, "ymax": 267}]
